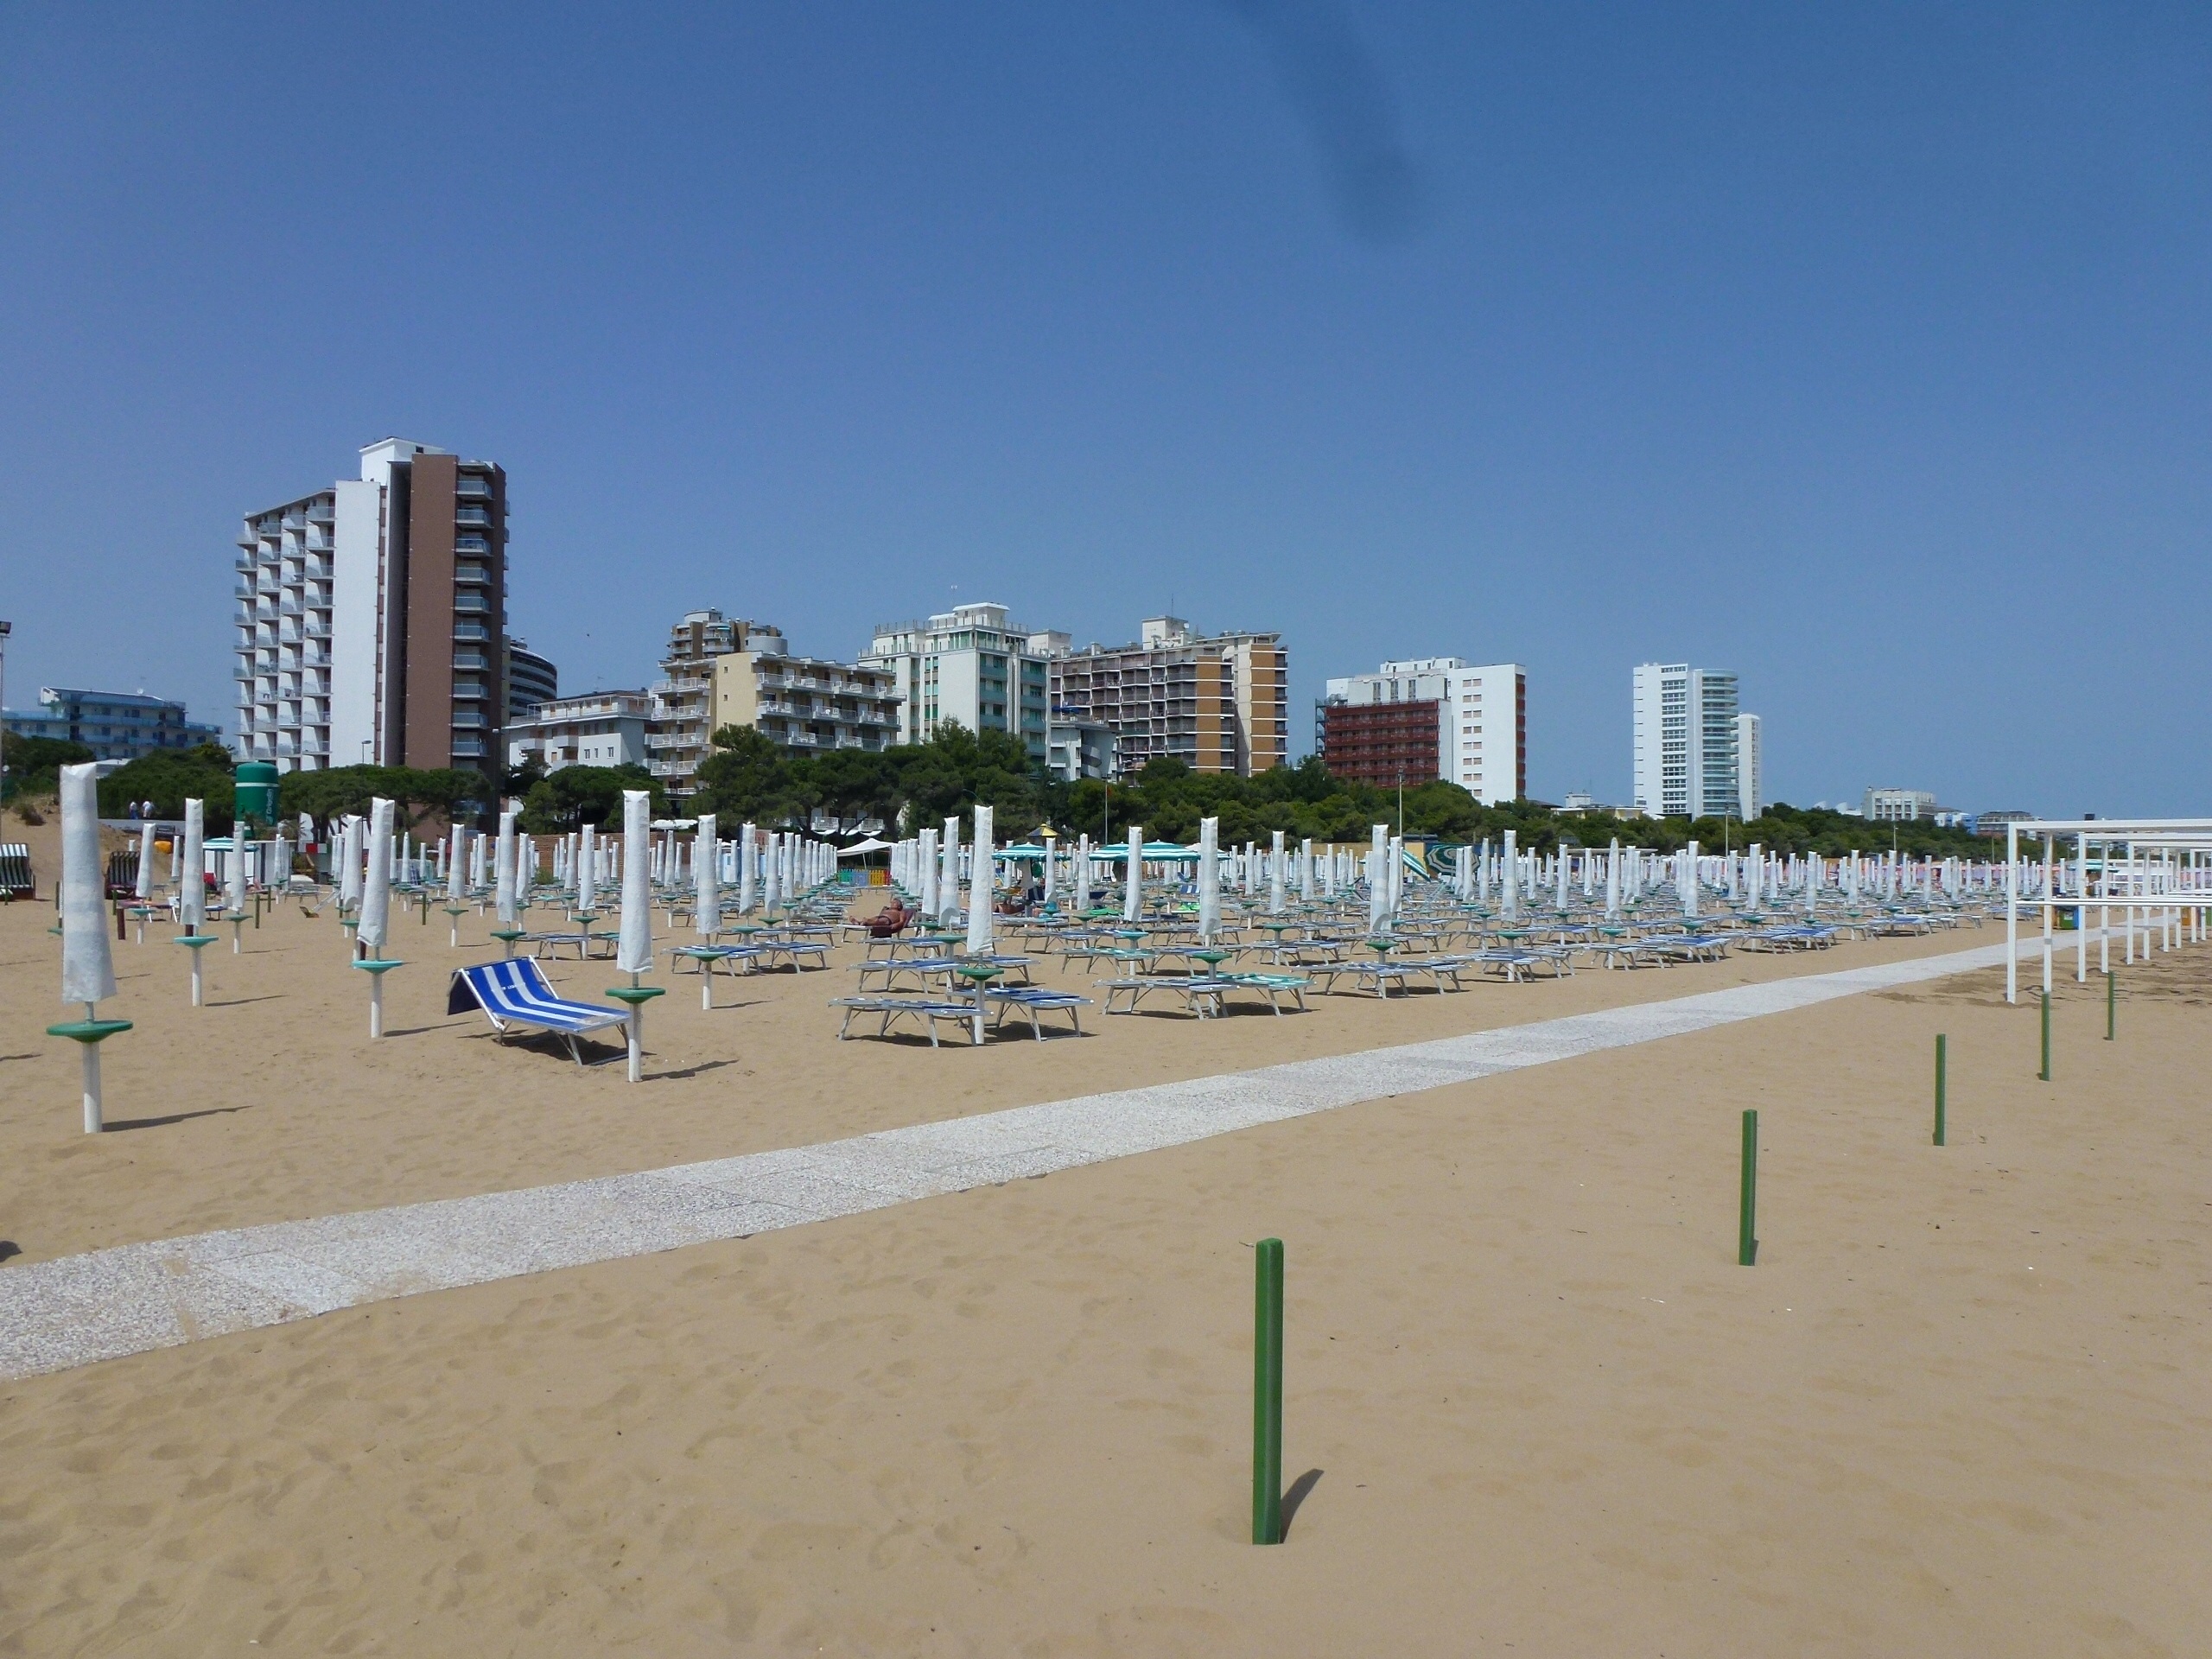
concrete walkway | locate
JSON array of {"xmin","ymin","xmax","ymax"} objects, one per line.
[{"xmin": 0, "ymin": 934, "xmax": 2040, "ymax": 1380}]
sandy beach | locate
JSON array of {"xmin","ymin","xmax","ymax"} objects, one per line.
[{"xmin": 2, "ymin": 880, "xmax": 2208, "ymax": 1656}]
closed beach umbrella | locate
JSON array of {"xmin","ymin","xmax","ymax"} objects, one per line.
[
  {"xmin": 60, "ymin": 764, "xmax": 118, "ymax": 1011},
  {"xmin": 226, "ymin": 821, "xmax": 248, "ymax": 921},
  {"xmin": 1268, "ymin": 830, "xmax": 1286, "ymax": 915},
  {"xmin": 940, "ymin": 817, "xmax": 962, "ymax": 925},
  {"xmin": 58, "ymin": 763, "xmax": 121, "ymax": 1131},
  {"xmin": 359, "ymin": 798, "xmax": 394, "ymax": 952},
  {"xmin": 695, "ymin": 813, "xmax": 721, "ymax": 937},
  {"xmin": 496, "ymin": 810, "xmax": 519, "ymax": 927},
  {"xmin": 966, "ymin": 805, "xmax": 995, "ymax": 956},
  {"xmin": 1198, "ymin": 817, "xmax": 1221, "ymax": 944},
  {"xmin": 182, "ymin": 799, "xmax": 207, "ymax": 933},
  {"xmin": 1366, "ymin": 824, "xmax": 1388, "ymax": 933},
  {"xmin": 1073, "ymin": 834, "xmax": 1091, "ymax": 911},
  {"xmin": 1681, "ymin": 840, "xmax": 1700, "ymax": 919},
  {"xmin": 739, "ymin": 822, "xmax": 759, "ymax": 914},
  {"xmin": 1500, "ymin": 829, "xmax": 1519, "ymax": 921},
  {"xmin": 446, "ymin": 828, "xmax": 467, "ymax": 904},
  {"xmin": 1300, "ymin": 837, "xmax": 1313, "ymax": 903},
  {"xmin": 135, "ymin": 818, "xmax": 156, "ymax": 904},
  {"xmin": 577, "ymin": 820, "xmax": 598, "ymax": 912},
  {"xmin": 1605, "ymin": 838, "xmax": 1622, "ymax": 919},
  {"xmin": 1123, "ymin": 825, "xmax": 1144, "ymax": 921},
  {"xmin": 617, "ymin": 791, "xmax": 653, "ymax": 976},
  {"xmin": 917, "ymin": 827, "xmax": 938, "ymax": 918}
]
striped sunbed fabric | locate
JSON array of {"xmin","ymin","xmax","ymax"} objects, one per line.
[{"xmin": 447, "ymin": 959, "xmax": 630, "ymax": 1064}]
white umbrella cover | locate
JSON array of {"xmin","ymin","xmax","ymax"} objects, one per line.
[
  {"xmin": 1197, "ymin": 817, "xmax": 1221, "ymax": 944},
  {"xmin": 695, "ymin": 813, "xmax": 721, "ymax": 936},
  {"xmin": 939, "ymin": 817, "xmax": 961, "ymax": 925},
  {"xmin": 965, "ymin": 805, "xmax": 995, "ymax": 956},
  {"xmin": 60, "ymin": 764, "xmax": 118, "ymax": 1007},
  {"xmin": 496, "ymin": 810, "xmax": 519, "ymax": 925},
  {"xmin": 359, "ymin": 798, "xmax": 395, "ymax": 950},
  {"xmin": 1122, "ymin": 825, "xmax": 1143, "ymax": 921},
  {"xmin": 617, "ymin": 790, "xmax": 653, "ymax": 975},
  {"xmin": 182, "ymin": 799, "xmax": 207, "ymax": 932}
]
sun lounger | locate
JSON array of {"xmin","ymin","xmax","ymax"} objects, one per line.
[
  {"xmin": 447, "ymin": 958, "xmax": 632, "ymax": 1065},
  {"xmin": 1308, "ymin": 959, "xmax": 1418, "ymax": 997},
  {"xmin": 671, "ymin": 944, "xmax": 762, "ymax": 973},
  {"xmin": 1218, "ymin": 972, "xmax": 1311, "ymax": 1014},
  {"xmin": 1096, "ymin": 975, "xmax": 1229, "ymax": 1017},
  {"xmin": 987, "ymin": 986, "xmax": 1093, "ymax": 1039},
  {"xmin": 829, "ymin": 995, "xmax": 982, "ymax": 1046},
  {"xmin": 751, "ymin": 938, "xmax": 832, "ymax": 971}
]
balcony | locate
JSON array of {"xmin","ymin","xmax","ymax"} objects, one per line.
[
  {"xmin": 647, "ymin": 760, "xmax": 686, "ymax": 778},
  {"xmin": 454, "ymin": 505, "xmax": 493, "ymax": 527},
  {"xmin": 454, "ymin": 474, "xmax": 492, "ymax": 498},
  {"xmin": 454, "ymin": 563, "xmax": 489, "ymax": 585},
  {"xmin": 302, "ymin": 619, "xmax": 330, "ymax": 639},
  {"xmin": 307, "ymin": 503, "xmax": 334, "ymax": 523},
  {"xmin": 303, "ymin": 558, "xmax": 332, "ymax": 580},
  {"xmin": 451, "ymin": 709, "xmax": 486, "ymax": 729},
  {"xmin": 454, "ymin": 534, "xmax": 491, "ymax": 555},
  {"xmin": 453, "ymin": 651, "xmax": 489, "ymax": 671},
  {"xmin": 299, "ymin": 736, "xmax": 329, "ymax": 756},
  {"xmin": 453, "ymin": 593, "xmax": 490, "ymax": 614},
  {"xmin": 454, "ymin": 621, "xmax": 490, "ymax": 642},
  {"xmin": 452, "ymin": 680, "xmax": 485, "ymax": 700},
  {"xmin": 450, "ymin": 736, "xmax": 486, "ymax": 759}
]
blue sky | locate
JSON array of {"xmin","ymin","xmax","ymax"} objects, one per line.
[{"xmin": 3, "ymin": 3, "xmax": 2207, "ymax": 811}]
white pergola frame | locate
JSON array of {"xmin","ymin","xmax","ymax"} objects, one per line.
[{"xmin": 2005, "ymin": 817, "xmax": 2212, "ymax": 1003}]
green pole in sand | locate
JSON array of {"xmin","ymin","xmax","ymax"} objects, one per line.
[
  {"xmin": 1252, "ymin": 1236, "xmax": 1284, "ymax": 1545},
  {"xmin": 1738, "ymin": 1109, "xmax": 1758, "ymax": 1267},
  {"xmin": 2106, "ymin": 969, "xmax": 2115, "ymax": 1041},
  {"xmin": 1933, "ymin": 1034, "xmax": 1947, "ymax": 1147},
  {"xmin": 2039, "ymin": 991, "xmax": 2052, "ymax": 1083}
]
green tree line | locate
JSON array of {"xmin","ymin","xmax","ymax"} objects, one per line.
[{"xmin": 675, "ymin": 721, "xmax": 2006, "ymax": 858}]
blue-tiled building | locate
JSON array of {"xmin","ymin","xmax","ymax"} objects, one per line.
[{"xmin": 3, "ymin": 687, "xmax": 224, "ymax": 761}]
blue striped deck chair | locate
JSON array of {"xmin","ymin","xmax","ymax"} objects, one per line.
[{"xmin": 448, "ymin": 958, "xmax": 631, "ymax": 1065}]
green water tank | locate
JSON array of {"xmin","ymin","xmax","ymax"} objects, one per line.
[{"xmin": 234, "ymin": 761, "xmax": 280, "ymax": 827}]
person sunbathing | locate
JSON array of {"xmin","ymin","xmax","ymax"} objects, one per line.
[{"xmin": 868, "ymin": 897, "xmax": 917, "ymax": 938}]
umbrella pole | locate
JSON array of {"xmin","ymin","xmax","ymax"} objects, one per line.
[{"xmin": 370, "ymin": 972, "xmax": 384, "ymax": 1039}]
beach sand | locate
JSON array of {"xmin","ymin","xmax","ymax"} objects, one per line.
[{"xmin": 2, "ymin": 888, "xmax": 2207, "ymax": 1655}]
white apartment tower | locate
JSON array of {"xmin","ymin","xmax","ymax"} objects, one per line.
[
  {"xmin": 862, "ymin": 603, "xmax": 1050, "ymax": 760},
  {"xmin": 234, "ymin": 438, "xmax": 508, "ymax": 775},
  {"xmin": 1736, "ymin": 712, "xmax": 1763, "ymax": 820},
  {"xmin": 1632, "ymin": 663, "xmax": 1745, "ymax": 819}
]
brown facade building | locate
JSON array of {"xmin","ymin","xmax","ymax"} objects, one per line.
[
  {"xmin": 1317, "ymin": 657, "xmax": 1527, "ymax": 804},
  {"xmin": 234, "ymin": 437, "xmax": 507, "ymax": 777},
  {"xmin": 1316, "ymin": 698, "xmax": 1443, "ymax": 790},
  {"xmin": 1044, "ymin": 616, "xmax": 1288, "ymax": 778}
]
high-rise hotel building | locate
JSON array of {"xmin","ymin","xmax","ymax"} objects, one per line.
[
  {"xmin": 1042, "ymin": 616, "xmax": 1288, "ymax": 778},
  {"xmin": 1631, "ymin": 663, "xmax": 1758, "ymax": 820},
  {"xmin": 1317, "ymin": 658, "xmax": 1526, "ymax": 804},
  {"xmin": 234, "ymin": 438, "xmax": 509, "ymax": 776}
]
